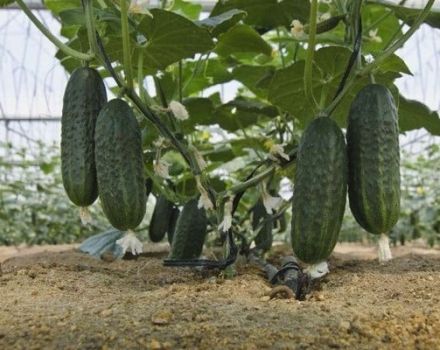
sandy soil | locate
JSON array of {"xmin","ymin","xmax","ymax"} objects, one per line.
[{"xmin": 1, "ymin": 242, "xmax": 440, "ymax": 350}]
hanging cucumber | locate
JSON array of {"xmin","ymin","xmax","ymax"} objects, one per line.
[
  {"xmin": 251, "ymin": 200, "xmax": 273, "ymax": 253},
  {"xmin": 169, "ymin": 199, "xmax": 207, "ymax": 259},
  {"xmin": 149, "ymin": 195, "xmax": 175, "ymax": 243},
  {"xmin": 167, "ymin": 207, "xmax": 180, "ymax": 245},
  {"xmin": 95, "ymin": 99, "xmax": 146, "ymax": 231},
  {"xmin": 291, "ymin": 117, "xmax": 348, "ymax": 277},
  {"xmin": 61, "ymin": 67, "xmax": 107, "ymax": 224},
  {"xmin": 346, "ymin": 84, "xmax": 400, "ymax": 262}
]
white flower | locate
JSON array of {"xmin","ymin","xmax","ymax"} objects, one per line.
[
  {"xmin": 291, "ymin": 20, "xmax": 305, "ymax": 39},
  {"xmin": 169, "ymin": 101, "xmax": 189, "ymax": 121},
  {"xmin": 154, "ymin": 159, "xmax": 170, "ymax": 179},
  {"xmin": 116, "ymin": 230, "xmax": 143, "ymax": 255},
  {"xmin": 269, "ymin": 144, "xmax": 290, "ymax": 162},
  {"xmin": 196, "ymin": 176, "xmax": 214, "ymax": 211},
  {"xmin": 305, "ymin": 261, "xmax": 329, "ymax": 279},
  {"xmin": 79, "ymin": 207, "xmax": 92, "ymax": 225},
  {"xmin": 368, "ymin": 29, "xmax": 383, "ymax": 43},
  {"xmin": 190, "ymin": 146, "xmax": 207, "ymax": 171},
  {"xmin": 129, "ymin": 0, "xmax": 153, "ymax": 16},
  {"xmin": 319, "ymin": 12, "xmax": 331, "ymax": 21},
  {"xmin": 218, "ymin": 198, "xmax": 234, "ymax": 232},
  {"xmin": 153, "ymin": 136, "xmax": 166, "ymax": 148},
  {"xmin": 260, "ymin": 182, "xmax": 283, "ymax": 214}
]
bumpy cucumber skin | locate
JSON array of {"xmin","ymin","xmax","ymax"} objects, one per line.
[
  {"xmin": 169, "ymin": 199, "xmax": 207, "ymax": 259},
  {"xmin": 252, "ymin": 200, "xmax": 273, "ymax": 252},
  {"xmin": 291, "ymin": 117, "xmax": 348, "ymax": 264},
  {"xmin": 167, "ymin": 207, "xmax": 180, "ymax": 244},
  {"xmin": 149, "ymin": 195, "xmax": 174, "ymax": 242},
  {"xmin": 347, "ymin": 84, "xmax": 400, "ymax": 234},
  {"xmin": 95, "ymin": 99, "xmax": 146, "ymax": 231},
  {"xmin": 61, "ymin": 67, "xmax": 107, "ymax": 207}
]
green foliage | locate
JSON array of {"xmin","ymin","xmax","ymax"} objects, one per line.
[
  {"xmin": 0, "ymin": 142, "xmax": 108, "ymax": 245},
  {"xmin": 7, "ymin": 0, "xmax": 440, "ymax": 251}
]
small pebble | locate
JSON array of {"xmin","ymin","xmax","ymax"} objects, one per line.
[
  {"xmin": 150, "ymin": 339, "xmax": 162, "ymax": 350},
  {"xmin": 151, "ymin": 310, "xmax": 173, "ymax": 325},
  {"xmin": 100, "ymin": 309, "xmax": 113, "ymax": 317}
]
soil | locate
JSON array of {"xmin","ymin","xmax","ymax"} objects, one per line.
[{"xmin": 1, "ymin": 242, "xmax": 440, "ymax": 350}]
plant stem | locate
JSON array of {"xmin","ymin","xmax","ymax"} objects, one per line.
[
  {"xmin": 120, "ymin": 0, "xmax": 133, "ymax": 90},
  {"xmin": 16, "ymin": 0, "xmax": 94, "ymax": 61},
  {"xmin": 178, "ymin": 60, "xmax": 183, "ymax": 102},
  {"xmin": 361, "ymin": 0, "xmax": 435, "ymax": 75},
  {"xmin": 326, "ymin": 0, "xmax": 434, "ymax": 116},
  {"xmin": 304, "ymin": 0, "xmax": 319, "ymax": 112},
  {"xmin": 276, "ymin": 28, "xmax": 286, "ymax": 68},
  {"xmin": 83, "ymin": 0, "xmax": 99, "ymax": 56}
]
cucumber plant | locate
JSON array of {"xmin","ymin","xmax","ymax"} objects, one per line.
[{"xmin": 6, "ymin": 0, "xmax": 440, "ymax": 276}]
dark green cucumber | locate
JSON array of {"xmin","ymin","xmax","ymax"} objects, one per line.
[
  {"xmin": 346, "ymin": 84, "xmax": 400, "ymax": 234},
  {"xmin": 95, "ymin": 99, "xmax": 146, "ymax": 231},
  {"xmin": 291, "ymin": 117, "xmax": 348, "ymax": 264},
  {"xmin": 149, "ymin": 195, "xmax": 175, "ymax": 242},
  {"xmin": 167, "ymin": 207, "xmax": 180, "ymax": 244},
  {"xmin": 61, "ymin": 67, "xmax": 107, "ymax": 207},
  {"xmin": 252, "ymin": 200, "xmax": 273, "ymax": 252},
  {"xmin": 169, "ymin": 199, "xmax": 207, "ymax": 259}
]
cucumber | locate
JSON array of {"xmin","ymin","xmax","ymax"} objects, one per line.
[
  {"xmin": 291, "ymin": 117, "xmax": 348, "ymax": 265},
  {"xmin": 61, "ymin": 67, "xmax": 106, "ymax": 208},
  {"xmin": 149, "ymin": 195, "xmax": 175, "ymax": 242},
  {"xmin": 94, "ymin": 99, "xmax": 146, "ymax": 231},
  {"xmin": 169, "ymin": 198, "xmax": 207, "ymax": 259},
  {"xmin": 167, "ymin": 207, "xmax": 180, "ymax": 244},
  {"xmin": 251, "ymin": 200, "xmax": 273, "ymax": 253},
  {"xmin": 346, "ymin": 84, "xmax": 400, "ymax": 235}
]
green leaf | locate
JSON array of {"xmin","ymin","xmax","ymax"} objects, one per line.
[
  {"xmin": 268, "ymin": 46, "xmax": 403, "ymax": 127},
  {"xmin": 137, "ymin": 9, "xmax": 214, "ymax": 73},
  {"xmin": 58, "ymin": 8, "xmax": 86, "ymax": 26},
  {"xmin": 183, "ymin": 59, "xmax": 233, "ymax": 96},
  {"xmin": 210, "ymin": 0, "xmax": 310, "ymax": 29},
  {"xmin": 39, "ymin": 162, "xmax": 55, "ymax": 175},
  {"xmin": 398, "ymin": 96, "xmax": 440, "ymax": 135},
  {"xmin": 376, "ymin": 54, "xmax": 412, "ymax": 75},
  {"xmin": 170, "ymin": 0, "xmax": 202, "ymax": 20},
  {"xmin": 362, "ymin": 5, "xmax": 402, "ymax": 54},
  {"xmin": 373, "ymin": 0, "xmax": 440, "ymax": 28},
  {"xmin": 233, "ymin": 65, "xmax": 275, "ymax": 98},
  {"xmin": 224, "ymin": 97, "xmax": 278, "ymax": 118},
  {"xmin": 197, "ymin": 9, "xmax": 247, "ymax": 37},
  {"xmin": 268, "ymin": 46, "xmax": 352, "ymax": 125},
  {"xmin": 182, "ymin": 98, "xmax": 216, "ymax": 126},
  {"xmin": 215, "ymin": 24, "xmax": 272, "ymax": 57},
  {"xmin": 0, "ymin": 0, "xmax": 14, "ymax": 7},
  {"xmin": 44, "ymin": 0, "xmax": 81, "ymax": 14}
]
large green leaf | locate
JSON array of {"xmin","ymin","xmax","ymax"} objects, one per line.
[
  {"xmin": 210, "ymin": 0, "xmax": 310, "ymax": 29},
  {"xmin": 44, "ymin": 0, "xmax": 81, "ymax": 14},
  {"xmin": 183, "ymin": 59, "xmax": 233, "ymax": 96},
  {"xmin": 137, "ymin": 9, "xmax": 214, "ymax": 73},
  {"xmin": 169, "ymin": 0, "xmax": 202, "ymax": 20},
  {"xmin": 215, "ymin": 24, "xmax": 272, "ymax": 57},
  {"xmin": 233, "ymin": 65, "xmax": 275, "ymax": 98},
  {"xmin": 268, "ymin": 46, "xmax": 405, "ymax": 127},
  {"xmin": 268, "ymin": 46, "xmax": 352, "ymax": 125},
  {"xmin": 362, "ymin": 5, "xmax": 402, "ymax": 54},
  {"xmin": 398, "ymin": 96, "xmax": 440, "ymax": 135},
  {"xmin": 373, "ymin": 0, "xmax": 440, "ymax": 28},
  {"xmin": 182, "ymin": 98, "xmax": 216, "ymax": 127},
  {"xmin": 196, "ymin": 9, "xmax": 247, "ymax": 37}
]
